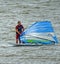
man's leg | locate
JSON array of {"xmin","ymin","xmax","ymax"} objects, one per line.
[
  {"xmin": 19, "ymin": 36, "xmax": 21, "ymax": 44},
  {"xmin": 16, "ymin": 34, "xmax": 19, "ymax": 44},
  {"xmin": 16, "ymin": 39, "xmax": 18, "ymax": 44},
  {"xmin": 19, "ymin": 39, "xmax": 21, "ymax": 43}
]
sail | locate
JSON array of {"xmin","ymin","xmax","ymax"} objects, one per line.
[{"xmin": 20, "ymin": 21, "xmax": 58, "ymax": 45}]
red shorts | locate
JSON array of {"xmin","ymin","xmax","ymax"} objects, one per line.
[{"xmin": 16, "ymin": 34, "xmax": 20, "ymax": 39}]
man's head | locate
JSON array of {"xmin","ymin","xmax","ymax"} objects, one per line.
[{"xmin": 18, "ymin": 21, "xmax": 21, "ymax": 25}]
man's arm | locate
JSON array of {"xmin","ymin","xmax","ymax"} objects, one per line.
[
  {"xmin": 15, "ymin": 28, "xmax": 20, "ymax": 35},
  {"xmin": 22, "ymin": 27, "xmax": 24, "ymax": 32}
]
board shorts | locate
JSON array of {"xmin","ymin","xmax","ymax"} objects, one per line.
[{"xmin": 16, "ymin": 34, "xmax": 20, "ymax": 40}]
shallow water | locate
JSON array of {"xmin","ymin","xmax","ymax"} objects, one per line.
[{"xmin": 0, "ymin": 0, "xmax": 60, "ymax": 64}]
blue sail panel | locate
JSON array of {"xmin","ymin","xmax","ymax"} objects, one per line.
[{"xmin": 20, "ymin": 21, "xmax": 58, "ymax": 45}]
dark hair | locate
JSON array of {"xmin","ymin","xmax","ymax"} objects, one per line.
[{"xmin": 18, "ymin": 21, "xmax": 21, "ymax": 23}]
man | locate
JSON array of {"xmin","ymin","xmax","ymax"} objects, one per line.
[{"xmin": 15, "ymin": 21, "xmax": 24, "ymax": 44}]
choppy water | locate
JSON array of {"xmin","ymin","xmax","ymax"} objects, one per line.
[{"xmin": 0, "ymin": 0, "xmax": 60, "ymax": 64}]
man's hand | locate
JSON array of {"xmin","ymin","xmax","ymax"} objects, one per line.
[{"xmin": 22, "ymin": 28, "xmax": 24, "ymax": 32}]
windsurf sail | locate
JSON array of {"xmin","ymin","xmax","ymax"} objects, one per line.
[{"xmin": 20, "ymin": 21, "xmax": 58, "ymax": 45}]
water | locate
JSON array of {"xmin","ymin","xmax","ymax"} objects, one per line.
[{"xmin": 0, "ymin": 0, "xmax": 60, "ymax": 64}]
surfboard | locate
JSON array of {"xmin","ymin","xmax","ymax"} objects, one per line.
[{"xmin": 9, "ymin": 43, "xmax": 43, "ymax": 47}]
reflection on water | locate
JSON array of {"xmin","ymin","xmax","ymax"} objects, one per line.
[{"xmin": 0, "ymin": 0, "xmax": 60, "ymax": 64}]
